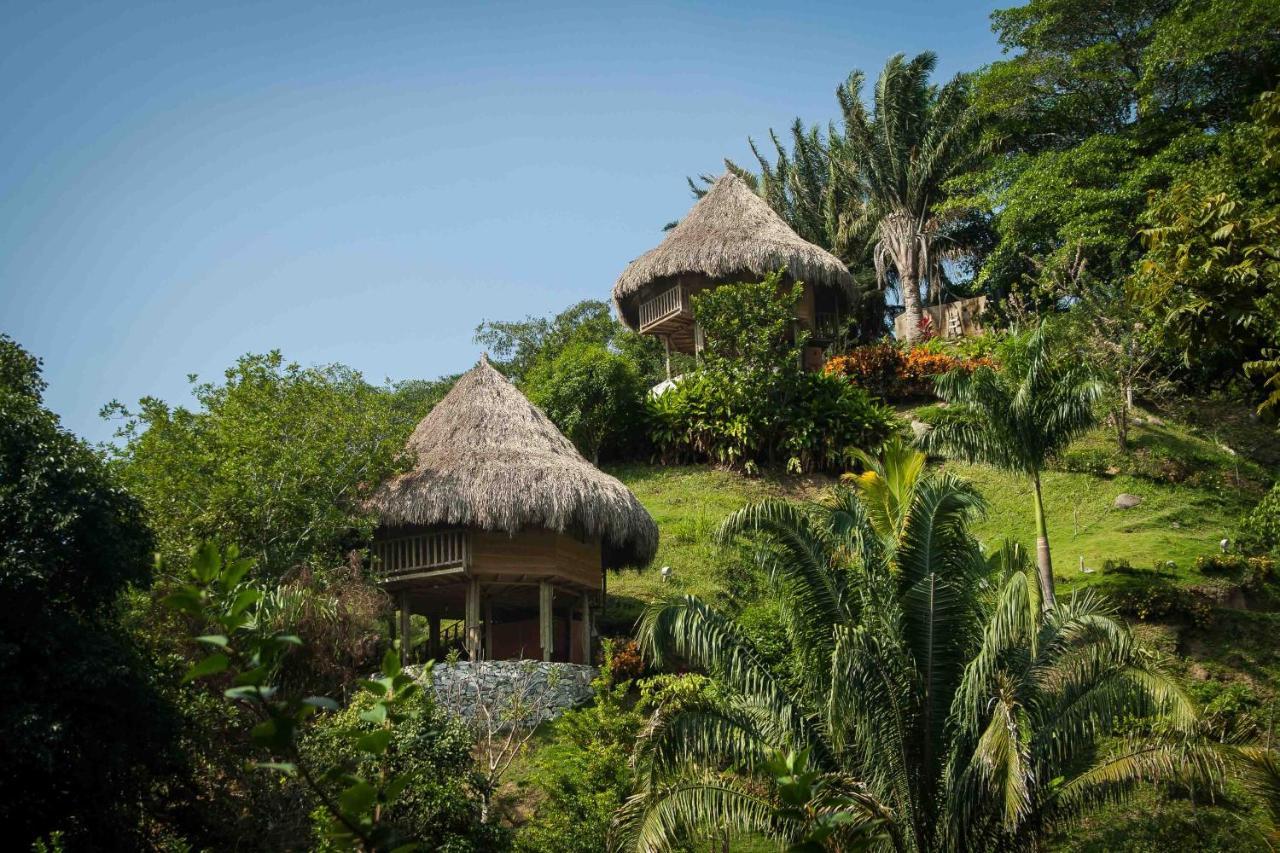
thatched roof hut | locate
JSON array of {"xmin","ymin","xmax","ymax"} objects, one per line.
[
  {"xmin": 612, "ymin": 172, "xmax": 854, "ymax": 331},
  {"xmin": 369, "ymin": 356, "xmax": 657, "ymax": 569}
]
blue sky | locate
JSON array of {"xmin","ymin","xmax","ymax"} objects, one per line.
[{"xmin": 2, "ymin": 0, "xmax": 1005, "ymax": 443}]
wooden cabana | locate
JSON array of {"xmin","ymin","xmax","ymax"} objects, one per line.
[
  {"xmin": 367, "ymin": 357, "xmax": 658, "ymax": 665},
  {"xmin": 612, "ymin": 172, "xmax": 855, "ymax": 374}
]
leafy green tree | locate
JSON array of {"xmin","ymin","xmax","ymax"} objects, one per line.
[
  {"xmin": 1136, "ymin": 87, "xmax": 1280, "ymax": 399},
  {"xmin": 971, "ymin": 0, "xmax": 1280, "ymax": 305},
  {"xmin": 523, "ymin": 340, "xmax": 646, "ymax": 463},
  {"xmin": 0, "ymin": 335, "xmax": 179, "ymax": 847},
  {"xmin": 107, "ymin": 351, "xmax": 412, "ymax": 580},
  {"xmin": 167, "ymin": 543, "xmax": 432, "ymax": 851},
  {"xmin": 618, "ymin": 447, "xmax": 1198, "ymax": 851},
  {"xmin": 831, "ymin": 53, "xmax": 988, "ymax": 342},
  {"xmin": 474, "ymin": 299, "xmax": 665, "ymax": 386},
  {"xmin": 922, "ymin": 324, "xmax": 1102, "ymax": 609}
]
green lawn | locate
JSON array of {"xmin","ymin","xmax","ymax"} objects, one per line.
[{"xmin": 606, "ymin": 407, "xmax": 1271, "ymax": 615}]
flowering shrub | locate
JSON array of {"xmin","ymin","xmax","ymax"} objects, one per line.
[{"xmin": 825, "ymin": 343, "xmax": 992, "ymax": 400}]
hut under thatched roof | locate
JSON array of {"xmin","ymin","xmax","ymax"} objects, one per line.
[
  {"xmin": 368, "ymin": 357, "xmax": 657, "ymax": 665},
  {"xmin": 612, "ymin": 172, "xmax": 853, "ymax": 369}
]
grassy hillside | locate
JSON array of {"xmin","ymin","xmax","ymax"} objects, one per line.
[{"xmin": 607, "ymin": 404, "xmax": 1274, "ymax": 617}]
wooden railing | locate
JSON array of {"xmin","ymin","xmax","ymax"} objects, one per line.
[
  {"xmin": 373, "ymin": 529, "xmax": 468, "ymax": 579},
  {"xmin": 639, "ymin": 285, "xmax": 688, "ymax": 331}
]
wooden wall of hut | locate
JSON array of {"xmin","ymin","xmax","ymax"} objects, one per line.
[
  {"xmin": 894, "ymin": 294, "xmax": 988, "ymax": 341},
  {"xmin": 468, "ymin": 528, "xmax": 601, "ymax": 588}
]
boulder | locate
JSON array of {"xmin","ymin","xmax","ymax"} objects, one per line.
[{"xmin": 1114, "ymin": 493, "xmax": 1142, "ymax": 509}]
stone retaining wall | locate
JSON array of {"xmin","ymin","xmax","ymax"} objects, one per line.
[{"xmin": 412, "ymin": 660, "xmax": 597, "ymax": 727}]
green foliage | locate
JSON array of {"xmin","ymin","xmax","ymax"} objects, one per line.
[
  {"xmin": 166, "ymin": 543, "xmax": 427, "ymax": 851},
  {"xmin": 621, "ymin": 449, "xmax": 1199, "ymax": 851},
  {"xmin": 475, "ymin": 298, "xmax": 667, "ymax": 387},
  {"xmin": 303, "ymin": 690, "xmax": 501, "ymax": 852},
  {"xmin": 647, "ymin": 277, "xmax": 896, "ymax": 473},
  {"xmin": 973, "ymin": 0, "xmax": 1280, "ymax": 346},
  {"xmin": 515, "ymin": 649, "xmax": 642, "ymax": 853},
  {"xmin": 523, "ymin": 340, "xmax": 647, "ymax": 463},
  {"xmin": 2, "ymin": 335, "xmax": 153, "ymax": 611},
  {"xmin": 1240, "ymin": 482, "xmax": 1280, "ymax": 557},
  {"xmin": 107, "ymin": 351, "xmax": 413, "ymax": 580},
  {"xmin": 923, "ymin": 322, "xmax": 1103, "ymax": 605},
  {"xmin": 0, "ymin": 335, "xmax": 179, "ymax": 848},
  {"xmin": 1136, "ymin": 87, "xmax": 1280, "ymax": 394}
]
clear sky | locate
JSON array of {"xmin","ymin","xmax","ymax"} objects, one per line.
[{"xmin": 2, "ymin": 0, "xmax": 1005, "ymax": 443}]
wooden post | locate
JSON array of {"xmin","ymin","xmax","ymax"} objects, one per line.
[
  {"xmin": 398, "ymin": 590, "xmax": 412, "ymax": 666},
  {"xmin": 465, "ymin": 579, "xmax": 481, "ymax": 661},
  {"xmin": 539, "ymin": 581, "xmax": 554, "ymax": 662},
  {"xmin": 484, "ymin": 598, "xmax": 494, "ymax": 662},
  {"xmin": 663, "ymin": 336, "xmax": 672, "ymax": 380},
  {"xmin": 580, "ymin": 592, "xmax": 592, "ymax": 665},
  {"xmin": 428, "ymin": 614, "xmax": 441, "ymax": 660}
]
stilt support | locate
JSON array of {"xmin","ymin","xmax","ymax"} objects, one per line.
[
  {"xmin": 539, "ymin": 581, "xmax": 554, "ymax": 662},
  {"xmin": 465, "ymin": 579, "xmax": 482, "ymax": 661},
  {"xmin": 398, "ymin": 590, "xmax": 412, "ymax": 666},
  {"xmin": 580, "ymin": 592, "xmax": 592, "ymax": 665}
]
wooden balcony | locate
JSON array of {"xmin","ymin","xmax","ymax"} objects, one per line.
[
  {"xmin": 639, "ymin": 284, "xmax": 692, "ymax": 333},
  {"xmin": 638, "ymin": 284, "xmax": 699, "ymax": 353},
  {"xmin": 373, "ymin": 529, "xmax": 469, "ymax": 584}
]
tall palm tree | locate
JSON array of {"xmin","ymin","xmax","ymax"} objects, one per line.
[
  {"xmin": 832, "ymin": 52, "xmax": 988, "ymax": 342},
  {"xmin": 615, "ymin": 446, "xmax": 1196, "ymax": 852},
  {"xmin": 922, "ymin": 322, "xmax": 1103, "ymax": 610}
]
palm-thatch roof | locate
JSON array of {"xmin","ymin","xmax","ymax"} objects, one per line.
[
  {"xmin": 369, "ymin": 357, "xmax": 658, "ymax": 568},
  {"xmin": 612, "ymin": 172, "xmax": 853, "ymax": 327}
]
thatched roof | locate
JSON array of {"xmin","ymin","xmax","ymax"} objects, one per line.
[
  {"xmin": 612, "ymin": 172, "xmax": 853, "ymax": 327},
  {"xmin": 369, "ymin": 357, "xmax": 658, "ymax": 568}
]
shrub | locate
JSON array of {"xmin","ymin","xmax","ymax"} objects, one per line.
[
  {"xmin": 1239, "ymin": 481, "xmax": 1280, "ymax": 556},
  {"xmin": 646, "ymin": 278, "xmax": 896, "ymax": 473},
  {"xmin": 606, "ymin": 638, "xmax": 645, "ymax": 682},
  {"xmin": 825, "ymin": 342, "xmax": 992, "ymax": 400},
  {"xmin": 824, "ymin": 342, "xmax": 904, "ymax": 398},
  {"xmin": 303, "ymin": 689, "xmax": 501, "ymax": 852},
  {"xmin": 514, "ymin": 645, "xmax": 642, "ymax": 853},
  {"xmin": 646, "ymin": 370, "xmax": 895, "ymax": 473}
]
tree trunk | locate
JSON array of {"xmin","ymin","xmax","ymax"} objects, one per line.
[
  {"xmin": 1032, "ymin": 473, "xmax": 1057, "ymax": 610},
  {"xmin": 899, "ymin": 267, "xmax": 924, "ymax": 343}
]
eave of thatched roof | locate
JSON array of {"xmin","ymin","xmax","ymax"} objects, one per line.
[
  {"xmin": 368, "ymin": 357, "xmax": 658, "ymax": 568},
  {"xmin": 612, "ymin": 172, "xmax": 853, "ymax": 328}
]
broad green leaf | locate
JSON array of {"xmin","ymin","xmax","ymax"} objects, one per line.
[
  {"xmin": 338, "ymin": 780, "xmax": 377, "ymax": 816},
  {"xmin": 229, "ymin": 588, "xmax": 263, "ymax": 618},
  {"xmin": 183, "ymin": 653, "xmax": 229, "ymax": 682},
  {"xmin": 163, "ymin": 589, "xmax": 203, "ymax": 615},
  {"xmin": 302, "ymin": 696, "xmax": 340, "ymax": 711},
  {"xmin": 381, "ymin": 648, "xmax": 401, "ymax": 678},
  {"xmin": 191, "ymin": 542, "xmax": 220, "ymax": 584},
  {"xmin": 359, "ymin": 703, "xmax": 388, "ymax": 724},
  {"xmin": 221, "ymin": 556, "xmax": 254, "ymax": 591},
  {"xmin": 356, "ymin": 729, "xmax": 392, "ymax": 754},
  {"xmin": 195, "ymin": 634, "xmax": 229, "ymax": 648}
]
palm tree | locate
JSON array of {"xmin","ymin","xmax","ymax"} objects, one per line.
[
  {"xmin": 832, "ymin": 52, "xmax": 988, "ymax": 343},
  {"xmin": 922, "ymin": 322, "xmax": 1102, "ymax": 610},
  {"xmin": 614, "ymin": 445, "xmax": 1195, "ymax": 852}
]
